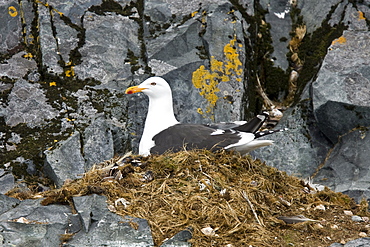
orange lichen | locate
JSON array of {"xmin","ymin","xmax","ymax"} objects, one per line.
[
  {"xmin": 358, "ymin": 11, "xmax": 366, "ymax": 20},
  {"xmin": 331, "ymin": 36, "xmax": 347, "ymax": 45}
]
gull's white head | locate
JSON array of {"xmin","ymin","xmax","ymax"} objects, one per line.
[{"xmin": 125, "ymin": 77, "xmax": 172, "ymax": 99}]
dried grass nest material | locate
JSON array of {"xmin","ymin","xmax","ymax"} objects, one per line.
[{"xmin": 40, "ymin": 150, "xmax": 369, "ymax": 246}]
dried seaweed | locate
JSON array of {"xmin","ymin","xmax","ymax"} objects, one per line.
[{"xmin": 37, "ymin": 150, "xmax": 369, "ymax": 246}]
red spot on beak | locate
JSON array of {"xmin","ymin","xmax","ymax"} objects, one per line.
[{"xmin": 125, "ymin": 86, "xmax": 146, "ymax": 94}]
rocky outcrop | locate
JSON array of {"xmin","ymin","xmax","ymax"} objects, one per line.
[
  {"xmin": 251, "ymin": 1, "xmax": 370, "ymax": 206},
  {"xmin": 312, "ymin": 30, "xmax": 370, "ymax": 143}
]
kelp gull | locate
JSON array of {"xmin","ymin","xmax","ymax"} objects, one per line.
[{"xmin": 125, "ymin": 77, "xmax": 285, "ymax": 156}]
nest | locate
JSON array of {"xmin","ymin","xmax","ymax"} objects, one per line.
[{"xmin": 36, "ymin": 150, "xmax": 369, "ymax": 246}]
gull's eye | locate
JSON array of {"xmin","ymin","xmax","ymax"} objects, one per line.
[{"xmin": 150, "ymin": 82, "xmax": 156, "ymax": 86}]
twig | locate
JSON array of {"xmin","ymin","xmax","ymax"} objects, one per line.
[
  {"xmin": 242, "ymin": 190, "xmax": 264, "ymax": 226},
  {"xmin": 256, "ymin": 75, "xmax": 275, "ymax": 110}
]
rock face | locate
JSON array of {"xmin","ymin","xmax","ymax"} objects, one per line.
[
  {"xmin": 312, "ymin": 30, "xmax": 370, "ymax": 143},
  {"xmin": 251, "ymin": 1, "xmax": 370, "ymax": 207},
  {"xmin": 0, "ymin": 197, "xmax": 71, "ymax": 246},
  {"xmin": 0, "ymin": 194, "xmax": 154, "ymax": 247},
  {"xmin": 314, "ymin": 129, "xmax": 370, "ymax": 204},
  {"xmin": 1, "ymin": 0, "xmax": 370, "ymax": 245},
  {"xmin": 2, "ymin": 79, "xmax": 59, "ymax": 128},
  {"xmin": 44, "ymin": 132, "xmax": 86, "ymax": 187}
]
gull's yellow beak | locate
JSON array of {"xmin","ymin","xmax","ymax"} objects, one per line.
[{"xmin": 125, "ymin": 85, "xmax": 146, "ymax": 94}]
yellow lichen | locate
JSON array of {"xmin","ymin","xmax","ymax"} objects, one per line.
[
  {"xmin": 192, "ymin": 35, "xmax": 243, "ymax": 120},
  {"xmin": 191, "ymin": 11, "xmax": 198, "ymax": 17},
  {"xmin": 23, "ymin": 53, "xmax": 33, "ymax": 59},
  {"xmin": 65, "ymin": 62, "xmax": 75, "ymax": 77},
  {"xmin": 65, "ymin": 67, "xmax": 75, "ymax": 77},
  {"xmin": 8, "ymin": 6, "xmax": 18, "ymax": 17},
  {"xmin": 224, "ymin": 37, "xmax": 243, "ymax": 77},
  {"xmin": 49, "ymin": 82, "xmax": 57, "ymax": 86}
]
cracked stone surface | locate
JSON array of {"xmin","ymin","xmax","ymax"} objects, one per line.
[{"xmin": 1, "ymin": 79, "xmax": 60, "ymax": 128}]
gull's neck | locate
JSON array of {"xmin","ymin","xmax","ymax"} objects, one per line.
[{"xmin": 139, "ymin": 95, "xmax": 179, "ymax": 155}]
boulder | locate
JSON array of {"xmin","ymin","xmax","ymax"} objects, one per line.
[
  {"xmin": 0, "ymin": 194, "xmax": 19, "ymax": 215},
  {"xmin": 0, "ymin": 194, "xmax": 155, "ymax": 247},
  {"xmin": 312, "ymin": 30, "xmax": 370, "ymax": 143},
  {"xmin": 0, "ymin": 198, "xmax": 71, "ymax": 247},
  {"xmin": 67, "ymin": 194, "xmax": 154, "ymax": 247},
  {"xmin": 82, "ymin": 116, "xmax": 115, "ymax": 170},
  {"xmin": 0, "ymin": 170, "xmax": 15, "ymax": 194},
  {"xmin": 314, "ymin": 129, "xmax": 370, "ymax": 203},
  {"xmin": 44, "ymin": 132, "xmax": 85, "ymax": 187}
]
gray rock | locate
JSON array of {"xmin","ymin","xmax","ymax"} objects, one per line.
[
  {"xmin": 342, "ymin": 3, "xmax": 369, "ymax": 31},
  {"xmin": 74, "ymin": 11, "xmax": 140, "ymax": 85},
  {"xmin": 314, "ymin": 129, "xmax": 370, "ymax": 203},
  {"xmin": 73, "ymin": 194, "xmax": 108, "ymax": 232},
  {"xmin": 329, "ymin": 237, "xmax": 370, "ymax": 247},
  {"xmin": 0, "ymin": 171, "xmax": 15, "ymax": 194},
  {"xmin": 67, "ymin": 194, "xmax": 154, "ymax": 247},
  {"xmin": 47, "ymin": 0, "xmax": 102, "ymax": 26},
  {"xmin": 0, "ymin": 194, "xmax": 20, "ymax": 215},
  {"xmin": 146, "ymin": 2, "xmax": 247, "ymax": 124},
  {"xmin": 83, "ymin": 116, "xmax": 114, "ymax": 170},
  {"xmin": 0, "ymin": 198, "xmax": 71, "ymax": 247},
  {"xmin": 0, "ymin": 221, "xmax": 67, "ymax": 247},
  {"xmin": 146, "ymin": 0, "xmax": 221, "ymax": 20},
  {"xmin": 69, "ymin": 89, "xmax": 100, "ymax": 125},
  {"xmin": 38, "ymin": 3, "xmax": 64, "ymax": 75},
  {"xmin": 0, "ymin": 1, "xmax": 22, "ymax": 54},
  {"xmin": 260, "ymin": 0, "xmax": 292, "ymax": 70},
  {"xmin": 298, "ymin": 0, "xmax": 343, "ymax": 33},
  {"xmin": 0, "ymin": 79, "xmax": 59, "ymax": 128},
  {"xmin": 252, "ymin": 85, "xmax": 332, "ymax": 178},
  {"xmin": 160, "ymin": 227, "xmax": 192, "ymax": 247},
  {"xmin": 329, "ymin": 244, "xmax": 344, "ymax": 247},
  {"xmin": 44, "ymin": 131, "xmax": 85, "ymax": 187},
  {"xmin": 52, "ymin": 13, "xmax": 79, "ymax": 64},
  {"xmin": 0, "ymin": 198, "xmax": 70, "ymax": 223},
  {"xmin": 0, "ymin": 194, "xmax": 154, "ymax": 247},
  {"xmin": 312, "ymin": 30, "xmax": 370, "ymax": 143},
  {"xmin": 66, "ymin": 214, "xmax": 154, "ymax": 247},
  {"xmin": 18, "ymin": 0, "xmax": 36, "ymax": 47},
  {"xmin": 0, "ymin": 52, "xmax": 37, "ymax": 79},
  {"xmin": 68, "ymin": 213, "xmax": 83, "ymax": 234}
]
